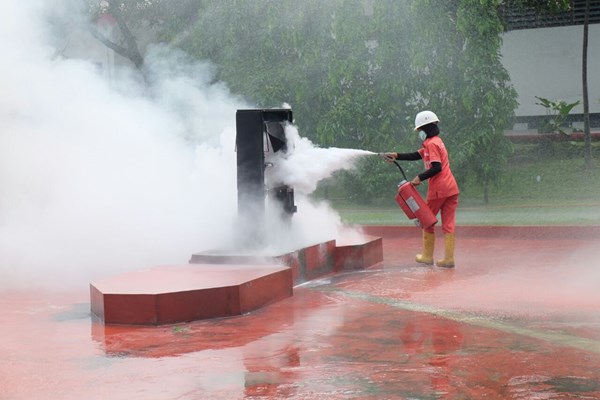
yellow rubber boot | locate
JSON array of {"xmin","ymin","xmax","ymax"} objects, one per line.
[
  {"xmin": 415, "ymin": 231, "xmax": 435, "ymax": 265},
  {"xmin": 436, "ymin": 233, "xmax": 455, "ymax": 268}
]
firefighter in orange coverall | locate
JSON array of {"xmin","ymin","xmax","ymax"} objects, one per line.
[{"xmin": 384, "ymin": 111, "xmax": 459, "ymax": 268}]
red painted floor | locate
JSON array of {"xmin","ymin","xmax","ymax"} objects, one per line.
[{"xmin": 1, "ymin": 227, "xmax": 600, "ymax": 399}]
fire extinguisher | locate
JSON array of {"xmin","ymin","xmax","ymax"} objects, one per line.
[{"xmin": 392, "ymin": 161, "xmax": 438, "ymax": 229}]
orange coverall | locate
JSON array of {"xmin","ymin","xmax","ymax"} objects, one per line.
[{"xmin": 417, "ymin": 136, "xmax": 459, "ymax": 234}]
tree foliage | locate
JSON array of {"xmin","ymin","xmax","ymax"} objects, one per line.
[{"xmin": 86, "ymin": 0, "xmax": 521, "ymax": 204}]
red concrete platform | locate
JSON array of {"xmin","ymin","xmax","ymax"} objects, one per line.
[
  {"xmin": 191, "ymin": 237, "xmax": 384, "ymax": 285},
  {"xmin": 92, "ymin": 238, "xmax": 383, "ymax": 326},
  {"xmin": 335, "ymin": 235, "xmax": 383, "ymax": 272},
  {"xmin": 90, "ymin": 263, "xmax": 292, "ymax": 325},
  {"xmin": 190, "ymin": 240, "xmax": 337, "ymax": 285}
]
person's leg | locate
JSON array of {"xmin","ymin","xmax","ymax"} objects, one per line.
[
  {"xmin": 437, "ymin": 194, "xmax": 459, "ymax": 268},
  {"xmin": 440, "ymin": 194, "xmax": 458, "ymax": 234},
  {"xmin": 416, "ymin": 198, "xmax": 443, "ymax": 264},
  {"xmin": 416, "ymin": 229, "xmax": 435, "ymax": 264}
]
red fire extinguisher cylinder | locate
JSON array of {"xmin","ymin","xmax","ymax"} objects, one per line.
[{"xmin": 395, "ymin": 180, "xmax": 438, "ymax": 229}]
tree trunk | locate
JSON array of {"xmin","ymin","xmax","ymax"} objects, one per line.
[
  {"xmin": 89, "ymin": 1, "xmax": 145, "ymax": 72},
  {"xmin": 582, "ymin": 0, "xmax": 592, "ymax": 171},
  {"xmin": 108, "ymin": 2, "xmax": 144, "ymax": 70}
]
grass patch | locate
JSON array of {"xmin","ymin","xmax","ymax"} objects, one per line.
[
  {"xmin": 468, "ymin": 157, "xmax": 600, "ymax": 206},
  {"xmin": 335, "ymin": 203, "xmax": 600, "ymax": 226}
]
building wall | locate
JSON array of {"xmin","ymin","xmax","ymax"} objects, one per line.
[{"xmin": 501, "ymin": 24, "xmax": 600, "ymax": 118}]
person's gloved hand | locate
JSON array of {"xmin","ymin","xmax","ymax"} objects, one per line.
[{"xmin": 382, "ymin": 152, "xmax": 397, "ymax": 163}]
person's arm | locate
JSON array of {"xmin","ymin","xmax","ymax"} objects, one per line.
[
  {"xmin": 418, "ymin": 162, "xmax": 442, "ymax": 181},
  {"xmin": 396, "ymin": 152, "xmax": 422, "ymax": 161},
  {"xmin": 412, "ymin": 140, "xmax": 444, "ymax": 185},
  {"xmin": 383, "ymin": 152, "xmax": 421, "ymax": 161}
]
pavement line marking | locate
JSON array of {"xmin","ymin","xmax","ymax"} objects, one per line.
[{"xmin": 316, "ymin": 287, "xmax": 600, "ymax": 355}]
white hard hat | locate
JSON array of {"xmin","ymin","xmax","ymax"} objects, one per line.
[{"xmin": 414, "ymin": 111, "xmax": 439, "ymax": 131}]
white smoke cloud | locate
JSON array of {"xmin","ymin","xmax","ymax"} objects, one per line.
[
  {"xmin": 0, "ymin": 0, "xmax": 368, "ymax": 289},
  {"xmin": 0, "ymin": 1, "xmax": 241, "ymax": 288},
  {"xmin": 265, "ymin": 124, "xmax": 375, "ymax": 194}
]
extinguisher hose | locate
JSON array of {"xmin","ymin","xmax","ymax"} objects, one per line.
[{"xmin": 393, "ymin": 161, "xmax": 409, "ymax": 181}]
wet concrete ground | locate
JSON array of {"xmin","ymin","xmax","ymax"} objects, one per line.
[{"xmin": 1, "ymin": 228, "xmax": 600, "ymax": 399}]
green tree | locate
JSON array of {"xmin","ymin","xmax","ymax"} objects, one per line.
[
  {"xmin": 175, "ymin": 1, "xmax": 520, "ymax": 203},
  {"xmin": 82, "ymin": 1, "xmax": 521, "ymax": 204},
  {"xmin": 315, "ymin": 1, "xmax": 395, "ymax": 150},
  {"xmin": 451, "ymin": 1, "xmax": 519, "ymax": 204},
  {"xmin": 178, "ymin": 1, "xmax": 342, "ymax": 140}
]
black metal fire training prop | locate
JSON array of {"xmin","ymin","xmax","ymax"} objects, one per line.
[{"xmin": 235, "ymin": 108, "xmax": 297, "ymax": 249}]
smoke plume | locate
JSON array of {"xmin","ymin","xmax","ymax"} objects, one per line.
[{"xmin": 0, "ymin": 0, "xmax": 368, "ymax": 289}]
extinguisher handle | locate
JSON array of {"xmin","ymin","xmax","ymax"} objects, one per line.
[{"xmin": 393, "ymin": 161, "xmax": 409, "ymax": 181}]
